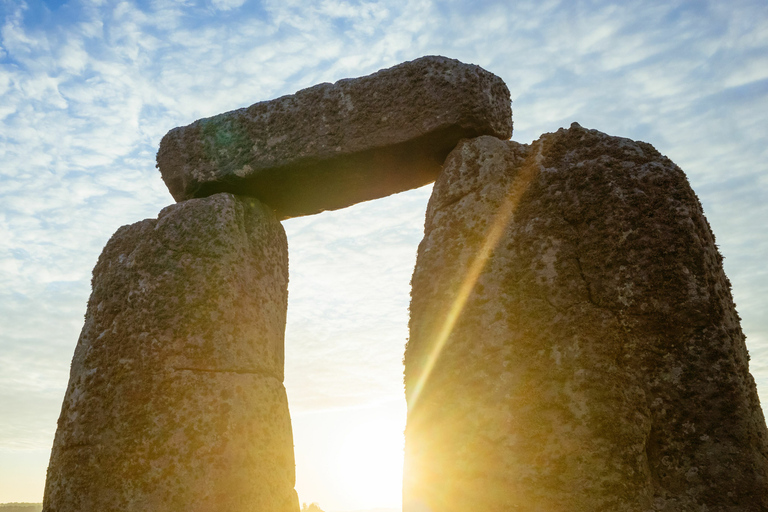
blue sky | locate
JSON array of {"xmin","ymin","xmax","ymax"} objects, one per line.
[{"xmin": 1, "ymin": 0, "xmax": 767, "ymax": 510}]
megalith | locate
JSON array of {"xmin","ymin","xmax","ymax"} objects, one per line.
[
  {"xmin": 45, "ymin": 53, "xmax": 768, "ymax": 512},
  {"xmin": 404, "ymin": 125, "xmax": 768, "ymax": 511},
  {"xmin": 43, "ymin": 193, "xmax": 298, "ymax": 512},
  {"xmin": 156, "ymin": 55, "xmax": 512, "ymax": 219}
]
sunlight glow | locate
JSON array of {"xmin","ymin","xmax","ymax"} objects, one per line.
[
  {"xmin": 330, "ymin": 416, "xmax": 404, "ymax": 508},
  {"xmin": 407, "ymin": 151, "xmax": 540, "ymax": 411},
  {"xmin": 292, "ymin": 402, "xmax": 406, "ymax": 511}
]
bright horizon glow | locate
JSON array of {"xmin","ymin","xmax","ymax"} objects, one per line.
[
  {"xmin": 329, "ymin": 412, "xmax": 404, "ymax": 507},
  {"xmin": 292, "ymin": 401, "xmax": 406, "ymax": 512}
]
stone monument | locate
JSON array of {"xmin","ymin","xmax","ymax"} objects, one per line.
[{"xmin": 44, "ymin": 56, "xmax": 768, "ymax": 512}]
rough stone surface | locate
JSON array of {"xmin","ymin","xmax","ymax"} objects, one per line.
[
  {"xmin": 403, "ymin": 126, "xmax": 768, "ymax": 511},
  {"xmin": 43, "ymin": 193, "xmax": 298, "ymax": 512},
  {"xmin": 157, "ymin": 55, "xmax": 513, "ymax": 219}
]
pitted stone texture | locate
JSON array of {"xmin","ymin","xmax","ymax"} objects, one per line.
[
  {"xmin": 404, "ymin": 127, "xmax": 768, "ymax": 511},
  {"xmin": 157, "ymin": 55, "xmax": 513, "ymax": 219},
  {"xmin": 43, "ymin": 193, "xmax": 298, "ymax": 512}
]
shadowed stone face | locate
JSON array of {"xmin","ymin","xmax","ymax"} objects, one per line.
[
  {"xmin": 43, "ymin": 193, "xmax": 298, "ymax": 512},
  {"xmin": 156, "ymin": 55, "xmax": 513, "ymax": 219},
  {"xmin": 404, "ymin": 126, "xmax": 768, "ymax": 511}
]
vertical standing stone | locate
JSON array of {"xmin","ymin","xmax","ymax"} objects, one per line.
[
  {"xmin": 43, "ymin": 193, "xmax": 298, "ymax": 512},
  {"xmin": 404, "ymin": 126, "xmax": 768, "ymax": 511}
]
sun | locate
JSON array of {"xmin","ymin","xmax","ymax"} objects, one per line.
[
  {"xmin": 292, "ymin": 402, "xmax": 406, "ymax": 511},
  {"xmin": 328, "ymin": 411, "xmax": 405, "ymax": 508}
]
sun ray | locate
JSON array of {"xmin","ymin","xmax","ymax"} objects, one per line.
[{"xmin": 407, "ymin": 147, "xmax": 540, "ymax": 411}]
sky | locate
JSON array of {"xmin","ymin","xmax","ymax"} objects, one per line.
[{"xmin": 1, "ymin": 0, "xmax": 767, "ymax": 510}]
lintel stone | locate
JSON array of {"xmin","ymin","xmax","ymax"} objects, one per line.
[{"xmin": 156, "ymin": 55, "xmax": 513, "ymax": 219}]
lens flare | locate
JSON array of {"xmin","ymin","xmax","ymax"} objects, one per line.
[{"xmin": 407, "ymin": 152, "xmax": 539, "ymax": 411}]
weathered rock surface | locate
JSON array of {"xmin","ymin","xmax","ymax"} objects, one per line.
[
  {"xmin": 43, "ymin": 193, "xmax": 298, "ymax": 512},
  {"xmin": 156, "ymin": 55, "xmax": 513, "ymax": 219},
  {"xmin": 404, "ymin": 126, "xmax": 768, "ymax": 511}
]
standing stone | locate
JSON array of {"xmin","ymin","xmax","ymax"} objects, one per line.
[
  {"xmin": 43, "ymin": 193, "xmax": 298, "ymax": 512},
  {"xmin": 156, "ymin": 55, "xmax": 513, "ymax": 219},
  {"xmin": 404, "ymin": 125, "xmax": 768, "ymax": 511}
]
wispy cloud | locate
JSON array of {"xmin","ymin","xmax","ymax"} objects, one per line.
[{"xmin": 283, "ymin": 186, "xmax": 430, "ymax": 411}]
